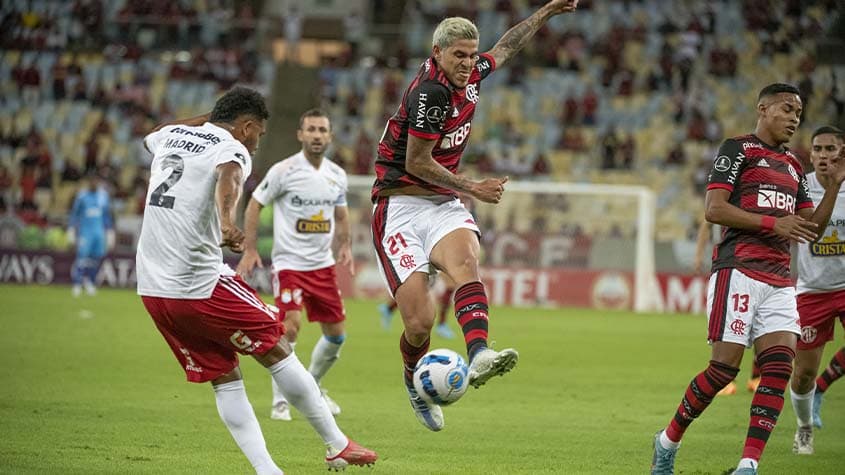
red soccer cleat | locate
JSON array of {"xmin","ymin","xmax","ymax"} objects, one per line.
[{"xmin": 325, "ymin": 439, "xmax": 378, "ymax": 471}]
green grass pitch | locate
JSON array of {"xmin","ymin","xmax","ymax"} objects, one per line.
[{"xmin": 0, "ymin": 285, "xmax": 842, "ymax": 474}]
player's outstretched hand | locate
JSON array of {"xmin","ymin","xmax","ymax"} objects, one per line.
[
  {"xmin": 236, "ymin": 248, "xmax": 263, "ymax": 276},
  {"xmin": 546, "ymin": 0, "xmax": 579, "ymax": 14},
  {"xmin": 829, "ymin": 147, "xmax": 845, "ymax": 187},
  {"xmin": 221, "ymin": 224, "xmax": 245, "ymax": 253},
  {"xmin": 471, "ymin": 176, "xmax": 509, "ymax": 204},
  {"xmin": 773, "ymin": 215, "xmax": 818, "ymax": 243}
]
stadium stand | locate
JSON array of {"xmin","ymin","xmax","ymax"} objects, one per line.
[{"xmin": 1, "ymin": 0, "xmax": 843, "ymax": 263}]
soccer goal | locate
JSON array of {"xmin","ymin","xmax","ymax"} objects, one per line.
[{"xmin": 344, "ymin": 176, "xmax": 658, "ymax": 312}]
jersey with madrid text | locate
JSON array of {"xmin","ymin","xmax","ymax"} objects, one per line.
[
  {"xmin": 372, "ymin": 53, "xmax": 496, "ymax": 200},
  {"xmin": 707, "ymin": 134, "xmax": 814, "ymax": 286}
]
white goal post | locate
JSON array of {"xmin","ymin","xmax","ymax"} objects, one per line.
[{"xmin": 346, "ymin": 176, "xmax": 658, "ymax": 313}]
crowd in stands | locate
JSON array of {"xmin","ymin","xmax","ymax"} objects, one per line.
[
  {"xmin": 1, "ymin": 0, "xmax": 844, "ymax": 258},
  {"xmin": 317, "ymin": 0, "xmax": 844, "ymax": 242},
  {"xmin": 0, "ymin": 0, "xmax": 271, "ymax": 249}
]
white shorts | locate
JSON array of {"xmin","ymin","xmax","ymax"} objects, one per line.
[
  {"xmin": 372, "ymin": 195, "xmax": 479, "ymax": 297},
  {"xmin": 706, "ymin": 268, "xmax": 800, "ymax": 348}
]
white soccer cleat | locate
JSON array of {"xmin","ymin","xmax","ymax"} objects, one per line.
[
  {"xmin": 270, "ymin": 401, "xmax": 291, "ymax": 421},
  {"xmin": 321, "ymin": 388, "xmax": 341, "ymax": 417},
  {"xmin": 404, "ymin": 376, "xmax": 444, "ymax": 431},
  {"xmin": 83, "ymin": 280, "xmax": 97, "ymax": 296},
  {"xmin": 468, "ymin": 348, "xmax": 519, "ymax": 388},
  {"xmin": 793, "ymin": 427, "xmax": 814, "ymax": 455}
]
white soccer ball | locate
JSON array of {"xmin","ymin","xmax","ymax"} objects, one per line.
[{"xmin": 413, "ymin": 349, "xmax": 469, "ymax": 406}]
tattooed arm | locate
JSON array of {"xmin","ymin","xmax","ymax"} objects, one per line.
[
  {"xmin": 486, "ymin": 0, "xmax": 578, "ymax": 68},
  {"xmin": 215, "ymin": 161, "xmax": 246, "ymax": 252}
]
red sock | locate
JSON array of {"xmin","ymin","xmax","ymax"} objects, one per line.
[
  {"xmin": 815, "ymin": 347, "xmax": 845, "ymax": 393},
  {"xmin": 665, "ymin": 360, "xmax": 739, "ymax": 442},
  {"xmin": 400, "ymin": 332, "xmax": 429, "ymax": 382},
  {"xmin": 742, "ymin": 345, "xmax": 794, "ymax": 461},
  {"xmin": 454, "ymin": 281, "xmax": 489, "ymax": 360}
]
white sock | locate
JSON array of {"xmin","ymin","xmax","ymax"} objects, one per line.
[
  {"xmin": 267, "ymin": 353, "xmax": 347, "ymax": 451},
  {"xmin": 213, "ymin": 380, "xmax": 283, "ymax": 475},
  {"xmin": 271, "ymin": 342, "xmax": 295, "ymax": 406},
  {"xmin": 659, "ymin": 430, "xmax": 680, "ymax": 450},
  {"xmin": 737, "ymin": 458, "xmax": 758, "ymax": 470},
  {"xmin": 308, "ymin": 336, "xmax": 343, "ymax": 383},
  {"xmin": 790, "ymin": 385, "xmax": 815, "ymax": 428}
]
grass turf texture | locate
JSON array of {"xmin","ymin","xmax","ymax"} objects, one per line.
[{"xmin": 0, "ymin": 285, "xmax": 842, "ymax": 474}]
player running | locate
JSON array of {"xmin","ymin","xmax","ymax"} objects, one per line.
[
  {"xmin": 788, "ymin": 126, "xmax": 845, "ymax": 455},
  {"xmin": 237, "ymin": 109, "xmax": 351, "ymax": 421},
  {"xmin": 370, "ymin": 0, "xmax": 579, "ymax": 431},
  {"xmin": 650, "ymin": 83, "xmax": 843, "ymax": 475},
  {"xmin": 136, "ymin": 87, "xmax": 376, "ymax": 473}
]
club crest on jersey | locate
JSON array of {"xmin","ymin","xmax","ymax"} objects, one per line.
[
  {"xmin": 296, "ymin": 209, "xmax": 331, "ymax": 233},
  {"xmin": 810, "ymin": 230, "xmax": 845, "ymax": 257},
  {"xmin": 787, "ymin": 163, "xmax": 799, "ymax": 182},
  {"xmin": 465, "ymin": 83, "xmax": 479, "ymax": 103}
]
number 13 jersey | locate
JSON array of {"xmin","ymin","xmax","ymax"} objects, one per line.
[{"xmin": 137, "ymin": 123, "xmax": 252, "ymax": 299}]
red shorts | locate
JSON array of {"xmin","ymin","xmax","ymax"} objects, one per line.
[
  {"xmin": 273, "ymin": 266, "xmax": 345, "ymax": 323},
  {"xmin": 141, "ymin": 275, "xmax": 284, "ymax": 383},
  {"xmin": 796, "ymin": 289, "xmax": 845, "ymax": 350}
]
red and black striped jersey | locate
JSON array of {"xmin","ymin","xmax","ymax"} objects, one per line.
[
  {"xmin": 707, "ymin": 134, "xmax": 814, "ymax": 286},
  {"xmin": 371, "ymin": 53, "xmax": 496, "ymax": 200}
]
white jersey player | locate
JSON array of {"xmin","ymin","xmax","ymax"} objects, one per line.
[
  {"xmin": 237, "ymin": 109, "xmax": 352, "ymax": 422},
  {"xmin": 789, "ymin": 126, "xmax": 845, "ymax": 455},
  {"xmin": 136, "ymin": 88, "xmax": 376, "ymax": 473}
]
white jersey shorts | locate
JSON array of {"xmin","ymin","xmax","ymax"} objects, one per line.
[
  {"xmin": 706, "ymin": 268, "xmax": 800, "ymax": 347},
  {"xmin": 371, "ymin": 195, "xmax": 479, "ymax": 296}
]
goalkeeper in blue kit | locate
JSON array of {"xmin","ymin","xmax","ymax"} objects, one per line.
[{"xmin": 68, "ymin": 172, "xmax": 114, "ymax": 296}]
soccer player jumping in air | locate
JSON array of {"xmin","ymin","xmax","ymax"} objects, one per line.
[
  {"xmin": 370, "ymin": 0, "xmax": 579, "ymax": 431},
  {"xmin": 651, "ymin": 83, "xmax": 844, "ymax": 475}
]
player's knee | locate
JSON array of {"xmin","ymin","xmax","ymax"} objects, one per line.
[
  {"xmin": 757, "ymin": 345, "xmax": 795, "ymax": 375},
  {"xmin": 791, "ymin": 364, "xmax": 817, "ymax": 392},
  {"xmin": 403, "ymin": 316, "xmax": 434, "ymax": 340}
]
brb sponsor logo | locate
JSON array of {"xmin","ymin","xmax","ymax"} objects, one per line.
[
  {"xmin": 440, "ymin": 122, "xmax": 472, "ymax": 149},
  {"xmin": 729, "ymin": 318, "xmax": 747, "ymax": 336},
  {"xmin": 757, "ymin": 186, "xmax": 795, "ymax": 213}
]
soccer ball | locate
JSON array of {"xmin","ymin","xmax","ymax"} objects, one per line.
[{"xmin": 413, "ymin": 349, "xmax": 469, "ymax": 406}]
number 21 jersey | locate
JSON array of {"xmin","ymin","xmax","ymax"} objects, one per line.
[{"xmin": 137, "ymin": 123, "xmax": 252, "ymax": 299}]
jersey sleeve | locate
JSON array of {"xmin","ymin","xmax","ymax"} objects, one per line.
[
  {"xmin": 215, "ymin": 143, "xmax": 252, "ymax": 181},
  {"xmin": 335, "ymin": 169, "xmax": 348, "ymax": 207},
  {"xmin": 143, "ymin": 126, "xmax": 174, "ymax": 154},
  {"xmin": 407, "ymin": 80, "xmax": 451, "ymax": 140},
  {"xmin": 476, "ymin": 53, "xmax": 496, "ymax": 81},
  {"xmin": 796, "ymin": 173, "xmax": 814, "ymax": 210},
  {"xmin": 251, "ymin": 163, "xmax": 284, "ymax": 206},
  {"xmin": 706, "ymin": 139, "xmax": 745, "ymax": 192}
]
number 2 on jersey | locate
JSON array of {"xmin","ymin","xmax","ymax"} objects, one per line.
[
  {"xmin": 387, "ymin": 232, "xmax": 408, "ymax": 255},
  {"xmin": 149, "ymin": 154, "xmax": 184, "ymax": 209}
]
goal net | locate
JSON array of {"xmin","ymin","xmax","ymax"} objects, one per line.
[{"xmin": 340, "ymin": 176, "xmax": 659, "ymax": 313}]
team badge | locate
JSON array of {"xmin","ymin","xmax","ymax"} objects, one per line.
[{"xmin": 801, "ymin": 326, "xmax": 817, "ymax": 344}]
